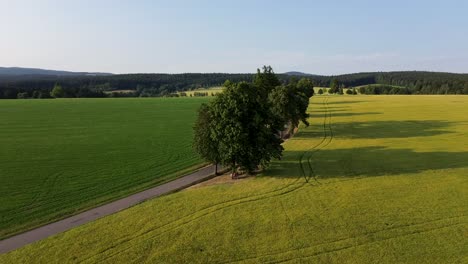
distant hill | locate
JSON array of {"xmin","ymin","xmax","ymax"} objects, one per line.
[
  {"xmin": 284, "ymin": 71, "xmax": 318, "ymax": 76},
  {"xmin": 0, "ymin": 67, "xmax": 112, "ymax": 76},
  {"xmin": 1, "ymin": 70, "xmax": 467, "ymax": 98}
]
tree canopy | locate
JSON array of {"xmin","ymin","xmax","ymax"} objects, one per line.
[{"xmin": 193, "ymin": 103, "xmax": 221, "ymax": 174}]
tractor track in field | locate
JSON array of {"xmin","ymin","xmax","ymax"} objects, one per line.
[
  {"xmin": 274, "ymin": 216, "xmax": 467, "ymax": 264},
  {"xmin": 223, "ymin": 214, "xmax": 468, "ymax": 264},
  {"xmin": 82, "ymin": 97, "xmax": 335, "ymax": 262},
  {"xmin": 298, "ymin": 96, "xmax": 331, "ymax": 183},
  {"xmin": 304, "ymin": 96, "xmax": 334, "ymax": 184},
  {"xmin": 81, "ymin": 180, "xmax": 309, "ymax": 262}
]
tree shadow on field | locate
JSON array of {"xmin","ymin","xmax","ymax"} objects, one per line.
[
  {"xmin": 308, "ymin": 106, "xmax": 349, "ymax": 112},
  {"xmin": 297, "ymin": 120, "xmax": 454, "ymax": 139},
  {"xmin": 324, "ymin": 100, "xmax": 368, "ymax": 105},
  {"xmin": 265, "ymin": 146, "xmax": 468, "ymax": 180},
  {"xmin": 309, "ymin": 112, "xmax": 382, "ymax": 118}
]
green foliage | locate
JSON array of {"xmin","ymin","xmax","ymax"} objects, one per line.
[
  {"xmin": 32, "ymin": 90, "xmax": 41, "ymax": 98},
  {"xmin": 359, "ymin": 84, "xmax": 412, "ymax": 95},
  {"xmin": 254, "ymin": 65, "xmax": 281, "ymax": 96},
  {"xmin": 16, "ymin": 92, "xmax": 28, "ymax": 99},
  {"xmin": 193, "ymin": 103, "xmax": 220, "ymax": 171},
  {"xmin": 269, "ymin": 85, "xmax": 292, "ymax": 130},
  {"xmin": 271, "ymin": 77, "xmax": 314, "ymax": 131},
  {"xmin": 223, "ymin": 79, "xmax": 233, "ymax": 88},
  {"xmin": 209, "ymin": 82, "xmax": 283, "ymax": 173},
  {"xmin": 318, "ymin": 88, "xmax": 324, "ymax": 94},
  {"xmin": 329, "ymin": 79, "xmax": 339, "ymax": 94},
  {"xmin": 194, "ymin": 68, "xmax": 313, "ymax": 174},
  {"xmin": 296, "ymin": 78, "xmax": 315, "ymax": 97},
  {"xmin": 0, "ymin": 98, "xmax": 208, "ymax": 239},
  {"xmin": 50, "ymin": 83, "xmax": 64, "ymax": 98},
  {"xmin": 193, "ymin": 92, "xmax": 209, "ymax": 97},
  {"xmin": 269, "ymin": 80, "xmax": 312, "ymax": 130}
]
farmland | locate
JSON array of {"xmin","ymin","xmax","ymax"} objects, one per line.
[
  {"xmin": 2, "ymin": 95, "xmax": 467, "ymax": 263},
  {"xmin": 0, "ymin": 98, "xmax": 209, "ymax": 239},
  {"xmin": 177, "ymin": 87, "xmax": 224, "ymax": 96}
]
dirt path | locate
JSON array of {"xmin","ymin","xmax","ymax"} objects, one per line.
[{"xmin": 0, "ymin": 165, "xmax": 219, "ymax": 254}]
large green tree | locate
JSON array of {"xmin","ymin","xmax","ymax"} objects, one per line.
[
  {"xmin": 194, "ymin": 67, "xmax": 313, "ymax": 177},
  {"xmin": 210, "ymin": 82, "xmax": 283, "ymax": 175}
]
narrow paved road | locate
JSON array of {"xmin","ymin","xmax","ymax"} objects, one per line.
[{"xmin": 0, "ymin": 165, "xmax": 219, "ymax": 254}]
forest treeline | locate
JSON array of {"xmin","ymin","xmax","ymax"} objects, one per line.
[{"xmin": 1, "ymin": 71, "xmax": 467, "ymax": 98}]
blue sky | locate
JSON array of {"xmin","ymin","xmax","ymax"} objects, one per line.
[{"xmin": 1, "ymin": 0, "xmax": 467, "ymax": 74}]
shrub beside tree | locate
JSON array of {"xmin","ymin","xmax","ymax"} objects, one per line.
[
  {"xmin": 329, "ymin": 79, "xmax": 339, "ymax": 94},
  {"xmin": 50, "ymin": 84, "xmax": 64, "ymax": 98},
  {"xmin": 17, "ymin": 92, "xmax": 28, "ymax": 99}
]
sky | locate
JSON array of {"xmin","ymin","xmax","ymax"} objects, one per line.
[{"xmin": 1, "ymin": 0, "xmax": 467, "ymax": 75}]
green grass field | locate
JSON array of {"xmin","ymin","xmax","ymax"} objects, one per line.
[
  {"xmin": 0, "ymin": 98, "xmax": 209, "ymax": 239},
  {"xmin": 2, "ymin": 95, "xmax": 467, "ymax": 263}
]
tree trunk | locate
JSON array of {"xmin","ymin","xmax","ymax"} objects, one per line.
[
  {"xmin": 288, "ymin": 121, "xmax": 294, "ymax": 136},
  {"xmin": 231, "ymin": 162, "xmax": 237, "ymax": 179},
  {"xmin": 214, "ymin": 163, "xmax": 218, "ymax": 176}
]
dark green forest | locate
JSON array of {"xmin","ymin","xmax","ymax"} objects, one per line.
[{"xmin": 1, "ymin": 71, "xmax": 468, "ymax": 99}]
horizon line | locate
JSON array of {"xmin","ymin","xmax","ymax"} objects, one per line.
[{"xmin": 1, "ymin": 66, "xmax": 468, "ymax": 76}]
